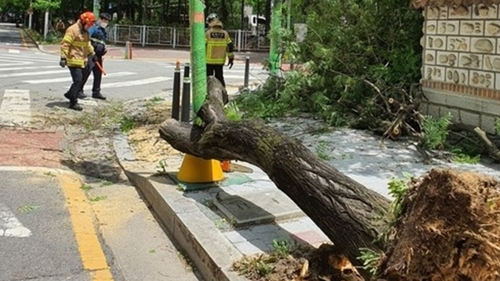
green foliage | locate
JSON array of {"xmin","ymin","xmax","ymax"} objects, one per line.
[
  {"xmin": 119, "ymin": 116, "xmax": 135, "ymax": 133},
  {"xmin": 422, "ymin": 112, "xmax": 452, "ymax": 150},
  {"xmin": 32, "ymin": 0, "xmax": 60, "ymax": 11},
  {"xmin": 450, "ymin": 147, "xmax": 481, "ymax": 164},
  {"xmin": 315, "ymin": 140, "xmax": 333, "ymax": 160},
  {"xmin": 271, "ymin": 239, "xmax": 290, "ymax": 258},
  {"xmin": 243, "ymin": 0, "xmax": 423, "ymax": 129},
  {"xmin": 357, "ymin": 248, "xmax": 381, "ymax": 276},
  {"xmin": 224, "ymin": 101, "xmax": 243, "ymax": 121}
]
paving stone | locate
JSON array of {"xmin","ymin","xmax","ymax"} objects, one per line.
[
  {"xmin": 223, "ymin": 230, "xmax": 258, "ymax": 244},
  {"xmin": 213, "ymin": 190, "xmax": 305, "ymax": 227},
  {"xmin": 233, "ymin": 239, "xmax": 271, "ymax": 256}
]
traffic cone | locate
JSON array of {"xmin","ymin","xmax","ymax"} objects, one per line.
[{"xmin": 221, "ymin": 160, "xmax": 231, "ymax": 172}]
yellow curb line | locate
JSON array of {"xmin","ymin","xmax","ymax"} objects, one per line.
[
  {"xmin": 19, "ymin": 29, "xmax": 28, "ymax": 49},
  {"xmin": 58, "ymin": 174, "xmax": 114, "ymax": 281}
]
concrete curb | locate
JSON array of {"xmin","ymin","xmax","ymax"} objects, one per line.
[{"xmin": 112, "ymin": 133, "xmax": 246, "ymax": 281}]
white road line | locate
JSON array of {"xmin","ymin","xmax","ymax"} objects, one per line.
[
  {"xmin": 0, "ymin": 203, "xmax": 31, "ymax": 238},
  {"xmin": 0, "ymin": 69, "xmax": 67, "ymax": 78},
  {"xmin": 0, "ymin": 89, "xmax": 31, "ymax": 126},
  {"xmin": 82, "ymin": 76, "xmax": 171, "ymax": 90},
  {"xmin": 23, "ymin": 71, "xmax": 137, "ymax": 84},
  {"xmin": 0, "ymin": 61, "xmax": 33, "ymax": 66},
  {"xmin": 0, "ymin": 55, "xmax": 57, "ymax": 63},
  {"xmin": 7, "ymin": 49, "xmax": 20, "ymax": 54},
  {"xmin": 0, "ymin": 65, "xmax": 60, "ymax": 72}
]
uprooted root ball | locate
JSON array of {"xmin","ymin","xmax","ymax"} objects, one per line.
[{"xmin": 377, "ymin": 169, "xmax": 500, "ymax": 280}]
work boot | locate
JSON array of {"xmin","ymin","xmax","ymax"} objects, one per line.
[
  {"xmin": 69, "ymin": 102, "xmax": 83, "ymax": 111},
  {"xmin": 77, "ymin": 91, "xmax": 87, "ymax": 99},
  {"xmin": 92, "ymin": 92, "xmax": 107, "ymax": 100}
]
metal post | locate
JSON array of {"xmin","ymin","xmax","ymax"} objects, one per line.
[
  {"xmin": 237, "ymin": 30, "xmax": 242, "ymax": 52},
  {"xmin": 43, "ymin": 10, "xmax": 49, "ymax": 39},
  {"xmin": 172, "ymin": 61, "xmax": 181, "ymax": 120},
  {"xmin": 93, "ymin": 0, "xmax": 100, "ymax": 18},
  {"xmin": 181, "ymin": 77, "xmax": 191, "ymax": 122},
  {"xmin": 113, "ymin": 24, "xmax": 117, "ymax": 44},
  {"xmin": 244, "ymin": 56, "xmax": 250, "ymax": 88},
  {"xmin": 28, "ymin": 13, "xmax": 32, "ymax": 29},
  {"xmin": 142, "ymin": 25, "xmax": 146, "ymax": 47},
  {"xmin": 183, "ymin": 63, "xmax": 190, "ymax": 78},
  {"xmin": 173, "ymin": 28, "xmax": 177, "ymax": 48},
  {"xmin": 181, "ymin": 63, "xmax": 191, "ymax": 122}
]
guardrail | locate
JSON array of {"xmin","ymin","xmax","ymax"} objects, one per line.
[{"xmin": 108, "ymin": 24, "xmax": 270, "ymax": 52}]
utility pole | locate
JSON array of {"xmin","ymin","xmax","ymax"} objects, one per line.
[
  {"xmin": 176, "ymin": 0, "xmax": 224, "ymax": 184},
  {"xmin": 269, "ymin": 0, "xmax": 282, "ymax": 75},
  {"xmin": 93, "ymin": 0, "xmax": 100, "ymax": 18}
]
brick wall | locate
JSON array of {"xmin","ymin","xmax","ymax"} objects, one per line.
[
  {"xmin": 422, "ymin": 4, "xmax": 500, "ymax": 93},
  {"xmin": 421, "ymin": 4, "xmax": 500, "ymax": 132}
]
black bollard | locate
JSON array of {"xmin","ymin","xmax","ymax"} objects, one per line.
[
  {"xmin": 181, "ymin": 75, "xmax": 191, "ymax": 122},
  {"xmin": 183, "ymin": 62, "xmax": 190, "ymax": 78},
  {"xmin": 244, "ymin": 56, "xmax": 250, "ymax": 88},
  {"xmin": 171, "ymin": 61, "xmax": 181, "ymax": 120}
]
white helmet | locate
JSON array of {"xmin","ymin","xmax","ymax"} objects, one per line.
[{"xmin": 206, "ymin": 13, "xmax": 218, "ymax": 24}]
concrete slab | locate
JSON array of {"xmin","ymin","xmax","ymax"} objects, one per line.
[{"xmin": 213, "ymin": 190, "xmax": 305, "ymax": 227}]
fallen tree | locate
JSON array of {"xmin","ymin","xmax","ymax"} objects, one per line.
[
  {"xmin": 158, "ymin": 77, "xmax": 500, "ymax": 280},
  {"xmin": 160, "ymin": 77, "xmax": 391, "ymax": 264}
]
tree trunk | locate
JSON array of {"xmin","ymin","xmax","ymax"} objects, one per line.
[{"xmin": 159, "ymin": 77, "xmax": 391, "ymax": 264}]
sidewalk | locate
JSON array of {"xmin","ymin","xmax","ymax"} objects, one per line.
[{"xmin": 113, "ymin": 133, "xmax": 332, "ymax": 281}]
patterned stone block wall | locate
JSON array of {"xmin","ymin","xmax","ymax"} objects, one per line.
[{"xmin": 422, "ymin": 5, "xmax": 500, "ymax": 95}]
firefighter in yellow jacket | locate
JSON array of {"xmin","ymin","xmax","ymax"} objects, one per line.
[
  {"xmin": 205, "ymin": 13, "xmax": 234, "ymax": 87},
  {"xmin": 59, "ymin": 12, "xmax": 96, "ymax": 111}
]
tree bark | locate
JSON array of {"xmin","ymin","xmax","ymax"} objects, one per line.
[{"xmin": 159, "ymin": 77, "xmax": 391, "ymax": 264}]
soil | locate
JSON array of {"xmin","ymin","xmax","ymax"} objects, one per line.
[{"xmin": 126, "ymin": 101, "xmax": 183, "ymax": 162}]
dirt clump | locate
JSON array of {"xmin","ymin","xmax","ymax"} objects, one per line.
[
  {"xmin": 233, "ymin": 243, "xmax": 363, "ymax": 281},
  {"xmin": 377, "ymin": 169, "xmax": 500, "ymax": 280}
]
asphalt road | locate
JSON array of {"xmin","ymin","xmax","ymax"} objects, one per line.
[
  {"xmin": 0, "ymin": 22, "xmax": 267, "ymax": 119},
  {"xmin": 0, "ymin": 170, "xmax": 90, "ymax": 281},
  {"xmin": 0, "ymin": 23, "xmax": 205, "ymax": 281}
]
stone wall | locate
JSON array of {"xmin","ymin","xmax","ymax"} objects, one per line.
[{"xmin": 421, "ymin": 4, "xmax": 500, "ymax": 133}]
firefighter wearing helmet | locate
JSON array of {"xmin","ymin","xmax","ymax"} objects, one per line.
[
  {"xmin": 59, "ymin": 11, "xmax": 97, "ymax": 111},
  {"xmin": 205, "ymin": 13, "xmax": 234, "ymax": 88}
]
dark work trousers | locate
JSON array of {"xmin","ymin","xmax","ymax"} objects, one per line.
[
  {"xmin": 206, "ymin": 64, "xmax": 225, "ymax": 87},
  {"xmin": 67, "ymin": 64, "xmax": 91, "ymax": 104},
  {"xmin": 81, "ymin": 56, "xmax": 103, "ymax": 94}
]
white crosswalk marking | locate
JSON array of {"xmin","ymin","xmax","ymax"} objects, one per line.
[
  {"xmin": 0, "ymin": 69, "xmax": 67, "ymax": 78},
  {"xmin": 24, "ymin": 71, "xmax": 136, "ymax": 84},
  {"xmin": 0, "ymin": 89, "xmax": 31, "ymax": 126},
  {"xmin": 0, "ymin": 65, "xmax": 60, "ymax": 72},
  {"xmin": 0, "ymin": 203, "xmax": 32, "ymax": 238}
]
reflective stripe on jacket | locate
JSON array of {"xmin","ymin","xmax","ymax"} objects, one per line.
[
  {"xmin": 60, "ymin": 20, "xmax": 95, "ymax": 68},
  {"xmin": 205, "ymin": 20, "xmax": 234, "ymax": 65}
]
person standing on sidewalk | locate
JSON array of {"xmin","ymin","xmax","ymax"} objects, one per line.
[
  {"xmin": 205, "ymin": 13, "xmax": 234, "ymax": 88},
  {"xmin": 79, "ymin": 12, "xmax": 111, "ymax": 100},
  {"xmin": 59, "ymin": 11, "xmax": 96, "ymax": 111}
]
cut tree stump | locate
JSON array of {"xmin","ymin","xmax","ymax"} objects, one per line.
[{"xmin": 159, "ymin": 77, "xmax": 391, "ymax": 265}]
